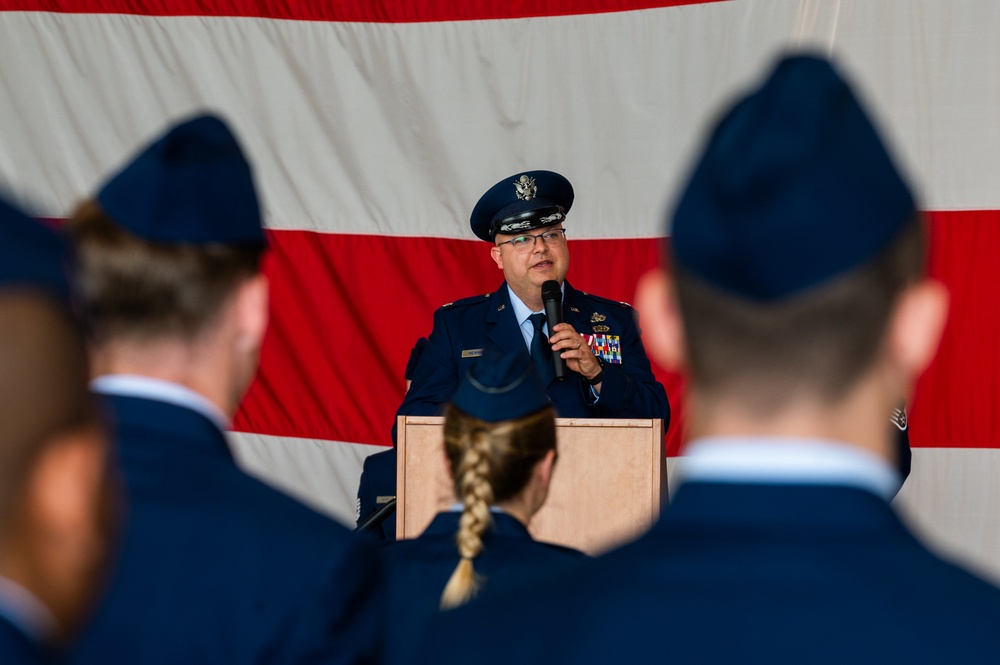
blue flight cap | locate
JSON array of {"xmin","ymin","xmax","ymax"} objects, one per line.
[
  {"xmin": 97, "ymin": 113, "xmax": 266, "ymax": 246},
  {"xmin": 470, "ymin": 170, "xmax": 574, "ymax": 242},
  {"xmin": 404, "ymin": 337, "xmax": 429, "ymax": 382},
  {"xmin": 451, "ymin": 350, "xmax": 550, "ymax": 423},
  {"xmin": 671, "ymin": 54, "xmax": 916, "ymax": 300},
  {"xmin": 0, "ymin": 195, "xmax": 71, "ymax": 303}
]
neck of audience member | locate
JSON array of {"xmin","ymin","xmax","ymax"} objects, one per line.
[
  {"xmin": 684, "ymin": 367, "xmax": 897, "ymax": 465},
  {"xmin": 91, "ymin": 331, "xmax": 252, "ymax": 421},
  {"xmin": 495, "ymin": 458, "xmax": 552, "ymax": 527}
]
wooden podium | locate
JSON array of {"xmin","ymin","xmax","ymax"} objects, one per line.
[{"xmin": 396, "ymin": 416, "xmax": 666, "ymax": 555}]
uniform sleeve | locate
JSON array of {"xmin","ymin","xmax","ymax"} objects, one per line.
[
  {"xmin": 356, "ymin": 457, "xmax": 372, "ymax": 527},
  {"xmin": 583, "ymin": 308, "xmax": 670, "ymax": 428},
  {"xmin": 391, "ymin": 308, "xmax": 459, "ymax": 442}
]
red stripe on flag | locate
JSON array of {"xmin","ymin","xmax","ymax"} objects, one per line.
[
  {"xmin": 915, "ymin": 210, "xmax": 1000, "ymax": 449},
  {"xmin": 0, "ymin": 0, "xmax": 727, "ymax": 22},
  {"xmin": 233, "ymin": 212, "xmax": 998, "ymax": 455},
  {"xmin": 231, "ymin": 231, "xmax": 686, "ymax": 451}
]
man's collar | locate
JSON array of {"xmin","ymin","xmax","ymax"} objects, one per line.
[
  {"xmin": 506, "ymin": 282, "xmax": 566, "ymax": 326},
  {"xmin": 91, "ymin": 374, "xmax": 230, "ymax": 431},
  {"xmin": 0, "ymin": 576, "xmax": 57, "ymax": 645},
  {"xmin": 675, "ymin": 436, "xmax": 902, "ymax": 500}
]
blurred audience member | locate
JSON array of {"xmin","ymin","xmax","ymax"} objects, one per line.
[
  {"xmin": 65, "ymin": 114, "xmax": 383, "ymax": 665},
  {"xmin": 0, "ymin": 196, "xmax": 112, "ymax": 664}
]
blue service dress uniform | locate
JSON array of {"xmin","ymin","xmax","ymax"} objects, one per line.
[
  {"xmin": 382, "ymin": 511, "xmax": 584, "ymax": 663},
  {"xmin": 397, "ymin": 281, "xmax": 670, "ymax": 424},
  {"xmin": 356, "ymin": 447, "xmax": 397, "ymax": 541},
  {"xmin": 420, "ymin": 441, "xmax": 1000, "ymax": 664},
  {"xmin": 70, "ymin": 393, "xmax": 383, "ymax": 665}
]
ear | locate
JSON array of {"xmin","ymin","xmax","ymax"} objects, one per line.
[
  {"xmin": 22, "ymin": 424, "xmax": 114, "ymax": 638},
  {"xmin": 634, "ymin": 268, "xmax": 686, "ymax": 371},
  {"xmin": 534, "ymin": 448, "xmax": 557, "ymax": 492},
  {"xmin": 887, "ymin": 278, "xmax": 949, "ymax": 383},
  {"xmin": 490, "ymin": 245, "xmax": 504, "ymax": 271},
  {"xmin": 233, "ymin": 273, "xmax": 270, "ymax": 355}
]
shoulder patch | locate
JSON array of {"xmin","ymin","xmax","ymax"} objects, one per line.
[
  {"xmin": 440, "ymin": 293, "xmax": 491, "ymax": 310},
  {"xmin": 579, "ymin": 291, "xmax": 633, "ymax": 309}
]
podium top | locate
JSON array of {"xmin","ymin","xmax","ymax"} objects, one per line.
[{"xmin": 399, "ymin": 416, "xmax": 662, "ymax": 429}]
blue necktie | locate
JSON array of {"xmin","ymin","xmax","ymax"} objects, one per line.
[{"xmin": 529, "ymin": 313, "xmax": 552, "ymax": 383}]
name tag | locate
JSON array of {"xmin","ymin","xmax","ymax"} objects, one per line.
[
  {"xmin": 461, "ymin": 348, "xmax": 484, "ymax": 358},
  {"xmin": 376, "ymin": 496, "xmax": 395, "ymax": 504},
  {"xmin": 585, "ymin": 334, "xmax": 622, "ymax": 364}
]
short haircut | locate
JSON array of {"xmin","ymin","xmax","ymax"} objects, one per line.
[
  {"xmin": 0, "ymin": 293, "xmax": 95, "ymax": 533},
  {"xmin": 439, "ymin": 403, "xmax": 556, "ymax": 609},
  {"xmin": 674, "ymin": 216, "xmax": 926, "ymax": 412},
  {"xmin": 66, "ymin": 200, "xmax": 265, "ymax": 343}
]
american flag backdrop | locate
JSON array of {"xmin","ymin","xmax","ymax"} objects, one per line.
[{"xmin": 1, "ymin": 0, "xmax": 999, "ymax": 578}]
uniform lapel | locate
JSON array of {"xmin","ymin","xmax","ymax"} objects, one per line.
[
  {"xmin": 486, "ymin": 283, "xmax": 529, "ymax": 357},
  {"xmin": 562, "ymin": 282, "xmax": 591, "ymax": 338}
]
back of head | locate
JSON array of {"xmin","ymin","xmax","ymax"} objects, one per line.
[
  {"xmin": 439, "ymin": 352, "xmax": 555, "ymax": 609},
  {"xmin": 66, "ymin": 113, "xmax": 266, "ymax": 345},
  {"xmin": 0, "ymin": 196, "xmax": 105, "ymax": 643},
  {"xmin": 669, "ymin": 54, "xmax": 924, "ymax": 411}
]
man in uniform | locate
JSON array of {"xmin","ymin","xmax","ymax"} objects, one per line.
[
  {"xmin": 65, "ymin": 114, "xmax": 383, "ymax": 665},
  {"xmin": 0, "ymin": 196, "xmax": 112, "ymax": 664},
  {"xmin": 419, "ymin": 55, "xmax": 1000, "ymax": 663},
  {"xmin": 397, "ymin": 170, "xmax": 669, "ymax": 427}
]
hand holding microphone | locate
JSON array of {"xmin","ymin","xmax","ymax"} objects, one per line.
[{"xmin": 541, "ymin": 280, "xmax": 603, "ymax": 387}]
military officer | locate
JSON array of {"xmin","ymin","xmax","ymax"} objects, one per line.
[
  {"xmin": 396, "ymin": 170, "xmax": 670, "ymax": 428},
  {"xmin": 64, "ymin": 114, "xmax": 383, "ymax": 665}
]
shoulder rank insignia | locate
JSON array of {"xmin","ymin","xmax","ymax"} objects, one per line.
[
  {"xmin": 593, "ymin": 325, "xmax": 610, "ymax": 333},
  {"xmin": 585, "ymin": 334, "xmax": 622, "ymax": 364},
  {"xmin": 590, "ymin": 312, "xmax": 606, "ymax": 323}
]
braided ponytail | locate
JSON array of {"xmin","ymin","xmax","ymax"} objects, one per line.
[
  {"xmin": 438, "ymin": 403, "xmax": 556, "ymax": 610},
  {"xmin": 440, "ymin": 427, "xmax": 493, "ymax": 609}
]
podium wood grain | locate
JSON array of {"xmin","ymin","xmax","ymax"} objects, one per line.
[{"xmin": 396, "ymin": 416, "xmax": 666, "ymax": 555}]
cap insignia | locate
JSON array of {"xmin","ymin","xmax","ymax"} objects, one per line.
[
  {"xmin": 590, "ymin": 312, "xmax": 607, "ymax": 323},
  {"xmin": 513, "ymin": 175, "xmax": 537, "ymax": 201}
]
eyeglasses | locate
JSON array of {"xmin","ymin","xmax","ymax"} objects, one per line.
[{"xmin": 496, "ymin": 228, "xmax": 567, "ymax": 253}]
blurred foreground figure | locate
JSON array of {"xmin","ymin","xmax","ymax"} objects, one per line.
[
  {"xmin": 420, "ymin": 54, "xmax": 1000, "ymax": 664},
  {"xmin": 0, "ymin": 198, "xmax": 111, "ymax": 664},
  {"xmin": 66, "ymin": 114, "xmax": 382, "ymax": 665},
  {"xmin": 383, "ymin": 351, "xmax": 583, "ymax": 661}
]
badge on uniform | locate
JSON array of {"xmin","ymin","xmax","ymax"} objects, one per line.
[
  {"xmin": 585, "ymin": 334, "xmax": 622, "ymax": 364},
  {"xmin": 462, "ymin": 349, "xmax": 484, "ymax": 358}
]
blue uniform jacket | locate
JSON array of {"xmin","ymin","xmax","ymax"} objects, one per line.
[
  {"xmin": 0, "ymin": 616, "xmax": 51, "ymax": 665},
  {"xmin": 70, "ymin": 394, "xmax": 383, "ymax": 665},
  {"xmin": 397, "ymin": 282, "xmax": 670, "ymax": 427},
  {"xmin": 383, "ymin": 511, "xmax": 584, "ymax": 663},
  {"xmin": 356, "ymin": 447, "xmax": 397, "ymax": 542},
  {"xmin": 422, "ymin": 482, "xmax": 1000, "ymax": 664}
]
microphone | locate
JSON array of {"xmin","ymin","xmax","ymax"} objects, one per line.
[{"xmin": 541, "ymin": 280, "xmax": 566, "ymax": 381}]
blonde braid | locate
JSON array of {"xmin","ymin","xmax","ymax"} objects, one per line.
[{"xmin": 440, "ymin": 427, "xmax": 494, "ymax": 609}]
